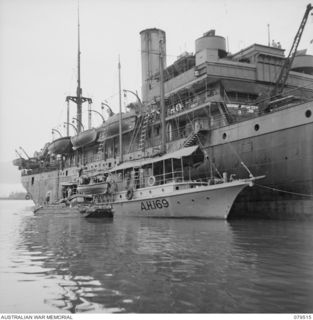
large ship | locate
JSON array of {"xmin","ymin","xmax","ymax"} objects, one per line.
[{"xmin": 14, "ymin": 4, "xmax": 313, "ymax": 219}]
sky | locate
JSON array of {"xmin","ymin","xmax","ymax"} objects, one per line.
[{"xmin": 0, "ymin": 0, "xmax": 312, "ymax": 165}]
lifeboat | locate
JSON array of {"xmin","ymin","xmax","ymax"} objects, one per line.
[
  {"xmin": 77, "ymin": 181, "xmax": 109, "ymax": 195},
  {"xmin": 77, "ymin": 173, "xmax": 109, "ymax": 195},
  {"xmin": 71, "ymin": 128, "xmax": 98, "ymax": 150},
  {"xmin": 13, "ymin": 157, "xmax": 40, "ymax": 169},
  {"xmin": 291, "ymin": 54, "xmax": 313, "ymax": 75},
  {"xmin": 13, "ymin": 158, "xmax": 26, "ymax": 167},
  {"xmin": 48, "ymin": 136, "xmax": 72, "ymax": 155},
  {"xmin": 97, "ymin": 111, "xmax": 137, "ymax": 142}
]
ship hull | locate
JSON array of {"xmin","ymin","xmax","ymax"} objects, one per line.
[
  {"xmin": 201, "ymin": 101, "xmax": 313, "ymax": 219},
  {"xmin": 21, "ymin": 101, "xmax": 313, "ymax": 219},
  {"xmin": 107, "ymin": 181, "xmax": 249, "ymax": 219}
]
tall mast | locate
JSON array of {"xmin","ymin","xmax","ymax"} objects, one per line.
[
  {"xmin": 118, "ymin": 55, "xmax": 123, "ymax": 163},
  {"xmin": 66, "ymin": 1, "xmax": 92, "ymax": 135},
  {"xmin": 159, "ymin": 40, "xmax": 166, "ymax": 154},
  {"xmin": 76, "ymin": 2, "xmax": 82, "ymax": 133}
]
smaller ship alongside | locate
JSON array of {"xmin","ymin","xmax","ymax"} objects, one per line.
[
  {"xmin": 33, "ymin": 193, "xmax": 113, "ymax": 219},
  {"xmin": 81, "ymin": 146, "xmax": 263, "ymax": 219}
]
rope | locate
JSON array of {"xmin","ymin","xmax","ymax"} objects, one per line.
[
  {"xmin": 256, "ymin": 183, "xmax": 313, "ymax": 198},
  {"xmin": 216, "ymin": 130, "xmax": 312, "ymax": 198},
  {"xmin": 195, "ymin": 134, "xmax": 222, "ymax": 179},
  {"xmin": 240, "ymin": 161, "xmax": 254, "ymax": 178},
  {"xmin": 255, "ymin": 82, "xmax": 313, "ymax": 106},
  {"xmin": 223, "ymin": 141, "xmax": 255, "ymax": 178}
]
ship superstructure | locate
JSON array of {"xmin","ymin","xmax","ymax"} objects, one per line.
[{"xmin": 14, "ymin": 5, "xmax": 313, "ymax": 218}]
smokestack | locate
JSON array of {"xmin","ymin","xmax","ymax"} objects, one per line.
[{"xmin": 140, "ymin": 28, "xmax": 166, "ymax": 103}]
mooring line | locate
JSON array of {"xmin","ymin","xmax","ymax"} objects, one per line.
[{"xmin": 255, "ymin": 183, "xmax": 313, "ymax": 198}]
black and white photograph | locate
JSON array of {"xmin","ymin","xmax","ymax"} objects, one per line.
[{"xmin": 0, "ymin": 0, "xmax": 313, "ymax": 317}]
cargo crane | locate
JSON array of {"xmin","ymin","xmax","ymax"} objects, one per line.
[{"xmin": 261, "ymin": 3, "xmax": 313, "ymax": 112}]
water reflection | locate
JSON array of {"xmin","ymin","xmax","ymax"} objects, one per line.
[
  {"xmin": 0, "ymin": 201, "xmax": 312, "ymax": 313},
  {"xmin": 228, "ymin": 220, "xmax": 313, "ymax": 313}
]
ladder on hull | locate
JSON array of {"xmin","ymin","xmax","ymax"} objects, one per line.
[
  {"xmin": 138, "ymin": 113, "xmax": 150, "ymax": 152},
  {"xmin": 183, "ymin": 131, "xmax": 200, "ymax": 147},
  {"xmin": 127, "ymin": 112, "xmax": 151, "ymax": 154}
]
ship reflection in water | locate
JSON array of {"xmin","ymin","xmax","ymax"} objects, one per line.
[{"xmin": 0, "ymin": 200, "xmax": 313, "ymax": 313}]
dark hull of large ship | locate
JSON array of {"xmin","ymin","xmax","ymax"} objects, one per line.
[
  {"xmin": 21, "ymin": 101, "xmax": 313, "ymax": 219},
  {"xmin": 201, "ymin": 100, "xmax": 313, "ymax": 219},
  {"xmin": 205, "ymin": 122, "xmax": 313, "ymax": 219}
]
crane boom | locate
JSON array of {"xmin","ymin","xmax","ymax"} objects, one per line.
[{"xmin": 270, "ymin": 3, "xmax": 313, "ymax": 99}]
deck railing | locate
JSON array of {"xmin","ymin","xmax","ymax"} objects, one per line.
[{"xmin": 103, "ymin": 169, "xmax": 228, "ymax": 194}]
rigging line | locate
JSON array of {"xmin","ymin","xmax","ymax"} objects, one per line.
[
  {"xmin": 255, "ymin": 183, "xmax": 313, "ymax": 198},
  {"xmin": 102, "ymin": 91, "xmax": 119, "ymax": 103},
  {"xmin": 256, "ymin": 81, "xmax": 313, "ymax": 105},
  {"xmin": 283, "ymin": 81, "xmax": 313, "ymax": 94},
  {"xmin": 139, "ymin": 49, "xmax": 183, "ymax": 58},
  {"xmin": 213, "ymin": 165, "xmax": 223, "ymax": 179},
  {"xmin": 196, "ymin": 135, "xmax": 222, "ymax": 179},
  {"xmin": 223, "ymin": 140, "xmax": 255, "ymax": 177}
]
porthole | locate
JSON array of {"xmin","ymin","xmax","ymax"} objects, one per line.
[
  {"xmin": 222, "ymin": 133, "xmax": 227, "ymax": 139},
  {"xmin": 119, "ymin": 195, "xmax": 122, "ymax": 199},
  {"xmin": 254, "ymin": 124, "xmax": 260, "ymax": 131},
  {"xmin": 162, "ymin": 188, "xmax": 165, "ymax": 192},
  {"xmin": 149, "ymin": 190, "xmax": 152, "ymax": 194},
  {"xmin": 305, "ymin": 110, "xmax": 312, "ymax": 118}
]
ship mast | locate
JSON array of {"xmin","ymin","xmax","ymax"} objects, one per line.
[
  {"xmin": 76, "ymin": 3, "xmax": 82, "ymax": 133},
  {"xmin": 159, "ymin": 40, "xmax": 166, "ymax": 154},
  {"xmin": 118, "ymin": 56, "xmax": 123, "ymax": 163},
  {"xmin": 66, "ymin": 2, "xmax": 92, "ymax": 135}
]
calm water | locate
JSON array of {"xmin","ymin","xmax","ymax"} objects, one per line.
[{"xmin": 0, "ymin": 200, "xmax": 312, "ymax": 313}]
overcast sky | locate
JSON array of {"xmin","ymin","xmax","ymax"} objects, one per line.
[{"xmin": 0, "ymin": 0, "xmax": 312, "ymax": 164}]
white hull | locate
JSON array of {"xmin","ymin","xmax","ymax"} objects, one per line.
[{"xmin": 104, "ymin": 180, "xmax": 253, "ymax": 219}]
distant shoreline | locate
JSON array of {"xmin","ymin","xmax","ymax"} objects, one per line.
[
  {"xmin": 0, "ymin": 198, "xmax": 30, "ymax": 200},
  {"xmin": 0, "ymin": 191, "xmax": 29, "ymax": 200}
]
